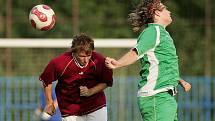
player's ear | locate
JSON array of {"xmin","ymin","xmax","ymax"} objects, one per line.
[
  {"xmin": 154, "ymin": 10, "xmax": 161, "ymax": 22},
  {"xmin": 154, "ymin": 10, "xmax": 161, "ymax": 17}
]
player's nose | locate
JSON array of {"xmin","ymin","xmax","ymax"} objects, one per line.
[{"xmin": 83, "ymin": 57, "xmax": 89, "ymax": 63}]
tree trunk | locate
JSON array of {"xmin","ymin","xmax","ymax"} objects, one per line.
[
  {"xmin": 6, "ymin": 0, "xmax": 12, "ymax": 76},
  {"xmin": 0, "ymin": 15, "xmax": 3, "ymax": 32},
  {"xmin": 204, "ymin": 0, "xmax": 212, "ymax": 77},
  {"xmin": 72, "ymin": 0, "xmax": 79, "ymax": 34}
]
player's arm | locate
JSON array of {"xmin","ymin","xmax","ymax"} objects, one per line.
[
  {"xmin": 43, "ymin": 83, "xmax": 56, "ymax": 115},
  {"xmin": 106, "ymin": 28, "xmax": 157, "ymax": 69},
  {"xmin": 53, "ymin": 99, "xmax": 58, "ymax": 109},
  {"xmin": 80, "ymin": 83, "xmax": 107, "ymax": 97},
  {"xmin": 178, "ymin": 79, "xmax": 191, "ymax": 92},
  {"xmin": 105, "ymin": 49, "xmax": 138, "ymax": 69}
]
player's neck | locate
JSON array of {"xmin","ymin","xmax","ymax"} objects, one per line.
[{"xmin": 72, "ymin": 53, "xmax": 89, "ymax": 68}]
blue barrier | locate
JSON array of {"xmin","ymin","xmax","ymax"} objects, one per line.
[{"xmin": 0, "ymin": 76, "xmax": 214, "ymax": 121}]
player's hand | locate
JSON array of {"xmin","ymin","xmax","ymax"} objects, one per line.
[
  {"xmin": 179, "ymin": 79, "xmax": 191, "ymax": 92},
  {"xmin": 44, "ymin": 102, "xmax": 56, "ymax": 116},
  {"xmin": 105, "ymin": 57, "xmax": 119, "ymax": 69},
  {"xmin": 80, "ymin": 86, "xmax": 92, "ymax": 97}
]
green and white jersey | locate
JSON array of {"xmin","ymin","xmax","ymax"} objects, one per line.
[{"xmin": 135, "ymin": 23, "xmax": 180, "ymax": 97}]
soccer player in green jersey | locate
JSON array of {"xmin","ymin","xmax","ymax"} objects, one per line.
[{"xmin": 105, "ymin": 0, "xmax": 191, "ymax": 121}]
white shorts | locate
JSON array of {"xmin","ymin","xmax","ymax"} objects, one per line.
[{"xmin": 61, "ymin": 107, "xmax": 107, "ymax": 121}]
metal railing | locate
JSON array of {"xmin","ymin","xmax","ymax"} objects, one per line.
[{"xmin": 0, "ymin": 76, "xmax": 214, "ymax": 121}]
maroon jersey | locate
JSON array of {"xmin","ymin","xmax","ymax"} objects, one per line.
[{"xmin": 39, "ymin": 51, "xmax": 113, "ymax": 117}]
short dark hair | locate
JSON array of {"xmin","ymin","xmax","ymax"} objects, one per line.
[
  {"xmin": 128, "ymin": 0, "xmax": 162, "ymax": 32},
  {"xmin": 70, "ymin": 33, "xmax": 94, "ymax": 55}
]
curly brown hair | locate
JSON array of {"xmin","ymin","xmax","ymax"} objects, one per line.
[
  {"xmin": 70, "ymin": 33, "xmax": 94, "ymax": 55},
  {"xmin": 128, "ymin": 0, "xmax": 162, "ymax": 32}
]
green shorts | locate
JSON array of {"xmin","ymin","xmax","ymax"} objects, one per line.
[{"xmin": 138, "ymin": 92, "xmax": 178, "ymax": 121}]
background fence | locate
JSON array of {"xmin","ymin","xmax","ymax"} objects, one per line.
[
  {"xmin": 0, "ymin": 76, "xmax": 214, "ymax": 121},
  {"xmin": 0, "ymin": 0, "xmax": 214, "ymax": 120}
]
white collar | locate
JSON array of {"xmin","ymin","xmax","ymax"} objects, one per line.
[{"xmin": 72, "ymin": 53, "xmax": 88, "ymax": 68}]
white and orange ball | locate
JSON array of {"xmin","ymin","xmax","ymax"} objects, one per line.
[{"xmin": 29, "ymin": 4, "xmax": 56, "ymax": 31}]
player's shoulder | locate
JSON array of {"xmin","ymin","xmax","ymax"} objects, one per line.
[
  {"xmin": 139, "ymin": 26, "xmax": 156, "ymax": 37},
  {"xmin": 137, "ymin": 26, "xmax": 157, "ymax": 41},
  {"xmin": 143, "ymin": 25, "xmax": 156, "ymax": 33}
]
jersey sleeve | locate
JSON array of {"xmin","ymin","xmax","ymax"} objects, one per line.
[
  {"xmin": 100, "ymin": 62, "xmax": 113, "ymax": 87},
  {"xmin": 39, "ymin": 60, "xmax": 58, "ymax": 87},
  {"xmin": 96, "ymin": 54, "xmax": 113, "ymax": 87},
  {"xmin": 134, "ymin": 27, "xmax": 157, "ymax": 59}
]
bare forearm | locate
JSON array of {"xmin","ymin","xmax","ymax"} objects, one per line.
[
  {"xmin": 53, "ymin": 100, "xmax": 58, "ymax": 108},
  {"xmin": 80, "ymin": 83, "xmax": 107, "ymax": 97},
  {"xmin": 178, "ymin": 79, "xmax": 186, "ymax": 85},
  {"xmin": 178, "ymin": 79, "xmax": 191, "ymax": 92},
  {"xmin": 43, "ymin": 84, "xmax": 53, "ymax": 104},
  {"xmin": 117, "ymin": 49, "xmax": 138, "ymax": 68},
  {"xmin": 90, "ymin": 83, "xmax": 107, "ymax": 95}
]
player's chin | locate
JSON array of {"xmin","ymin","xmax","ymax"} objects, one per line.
[{"xmin": 81, "ymin": 62, "xmax": 87, "ymax": 66}]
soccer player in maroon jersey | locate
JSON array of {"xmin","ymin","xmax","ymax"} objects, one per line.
[{"xmin": 39, "ymin": 33, "xmax": 113, "ymax": 121}]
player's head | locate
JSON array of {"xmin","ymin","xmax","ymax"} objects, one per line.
[
  {"xmin": 128, "ymin": 0, "xmax": 170, "ymax": 32},
  {"xmin": 71, "ymin": 33, "xmax": 94, "ymax": 66},
  {"xmin": 71, "ymin": 33, "xmax": 94, "ymax": 54}
]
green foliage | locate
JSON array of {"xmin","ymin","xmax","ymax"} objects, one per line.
[
  {"xmin": 166, "ymin": 0, "xmax": 214, "ymax": 76},
  {"xmin": 79, "ymin": 0, "xmax": 134, "ymax": 38},
  {"xmin": 0, "ymin": 0, "xmax": 214, "ymax": 76}
]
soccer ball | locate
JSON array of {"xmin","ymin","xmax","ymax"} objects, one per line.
[{"xmin": 29, "ymin": 4, "xmax": 56, "ymax": 31}]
